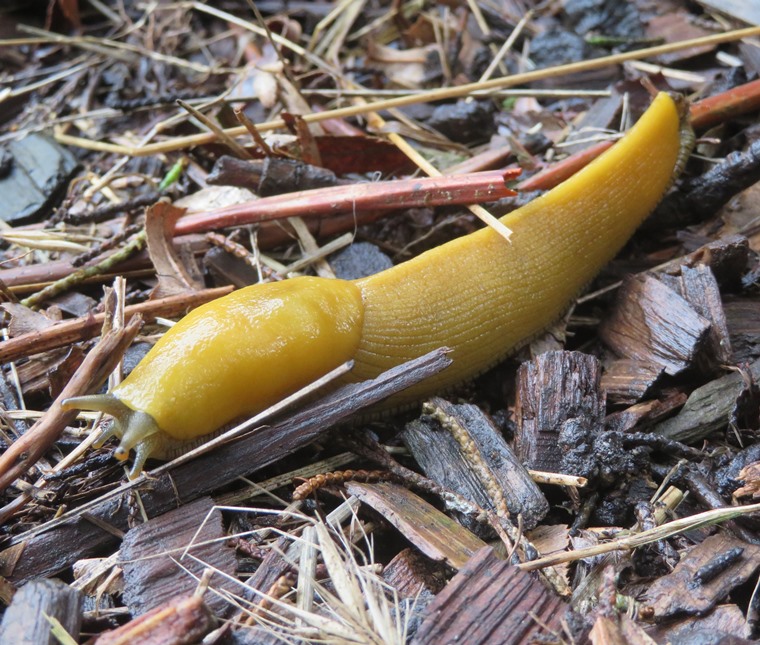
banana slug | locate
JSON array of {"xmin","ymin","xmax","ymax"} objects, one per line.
[{"xmin": 63, "ymin": 92, "xmax": 689, "ymax": 478}]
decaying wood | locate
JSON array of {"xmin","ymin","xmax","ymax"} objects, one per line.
[
  {"xmin": 0, "ymin": 315, "xmax": 143, "ymax": 496},
  {"xmin": 93, "ymin": 594, "xmax": 214, "ymax": 645},
  {"xmin": 645, "ymin": 603, "xmax": 753, "ymax": 643},
  {"xmin": 655, "ymin": 358, "xmax": 760, "ymax": 443},
  {"xmin": 0, "ymin": 348, "xmax": 451, "ymax": 583},
  {"xmin": 590, "ymin": 613, "xmax": 658, "ymax": 645},
  {"xmin": 382, "ymin": 547, "xmax": 445, "ymax": 598},
  {"xmin": 735, "ymin": 461, "xmax": 760, "ymax": 499},
  {"xmin": 654, "ymin": 138, "xmax": 760, "ymax": 227},
  {"xmin": 725, "ymin": 300, "xmax": 760, "ymax": 363},
  {"xmin": 344, "ymin": 481, "xmax": 487, "ymax": 570},
  {"xmin": 0, "ymin": 578, "xmax": 83, "ymax": 645},
  {"xmin": 514, "ymin": 351, "xmax": 605, "ymax": 476},
  {"xmin": 600, "ymin": 274, "xmax": 711, "ymax": 376},
  {"xmin": 0, "ymin": 286, "xmax": 232, "ymax": 364},
  {"xmin": 679, "ymin": 235, "xmax": 749, "ymax": 288},
  {"xmin": 604, "ymin": 393, "xmax": 688, "ymax": 433},
  {"xmin": 208, "ymin": 155, "xmax": 348, "ymax": 194},
  {"xmin": 676, "ymin": 263, "xmax": 732, "ymax": 366},
  {"xmin": 410, "ymin": 546, "xmax": 565, "ymax": 645},
  {"xmin": 644, "ymin": 533, "xmax": 760, "ymax": 620},
  {"xmin": 402, "ymin": 397, "xmax": 548, "ymax": 529},
  {"xmin": 600, "ymin": 359, "xmax": 664, "ymax": 406},
  {"xmin": 119, "ymin": 496, "xmax": 238, "ymax": 617}
]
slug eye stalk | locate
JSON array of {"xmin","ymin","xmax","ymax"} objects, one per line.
[{"xmin": 62, "ymin": 394, "xmax": 162, "ymax": 479}]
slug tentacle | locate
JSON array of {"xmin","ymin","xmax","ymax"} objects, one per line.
[
  {"xmin": 62, "ymin": 394, "xmax": 163, "ymax": 478},
  {"xmin": 63, "ymin": 92, "xmax": 689, "ymax": 477}
]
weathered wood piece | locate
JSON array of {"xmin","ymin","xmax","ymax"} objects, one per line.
[
  {"xmin": 382, "ymin": 548, "xmax": 445, "ymax": 598},
  {"xmin": 678, "ymin": 264, "xmax": 733, "ymax": 366},
  {"xmin": 514, "ymin": 351, "xmax": 605, "ymax": 476},
  {"xmin": 654, "ymin": 134, "xmax": 760, "ymax": 226},
  {"xmin": 644, "ymin": 533, "xmax": 760, "ymax": 620},
  {"xmin": 1, "ymin": 349, "xmax": 451, "ymax": 584},
  {"xmin": 120, "ymin": 496, "xmax": 237, "ymax": 617},
  {"xmin": 646, "ymin": 604, "xmax": 753, "ymax": 643},
  {"xmin": 604, "ymin": 393, "xmax": 687, "ymax": 433},
  {"xmin": 655, "ymin": 358, "xmax": 760, "ymax": 443},
  {"xmin": 601, "ymin": 359, "xmax": 664, "ymax": 405},
  {"xmin": 410, "ymin": 547, "xmax": 565, "ymax": 645},
  {"xmin": 203, "ymin": 247, "xmax": 261, "ymax": 290},
  {"xmin": 680, "ymin": 235, "xmax": 748, "ymax": 288},
  {"xmin": 344, "ymin": 481, "xmax": 487, "ymax": 570},
  {"xmin": 599, "ymin": 274, "xmax": 711, "ymax": 375},
  {"xmin": 208, "ymin": 155, "xmax": 345, "ymax": 194},
  {"xmin": 725, "ymin": 299, "xmax": 760, "ymax": 363},
  {"xmin": 93, "ymin": 594, "xmax": 214, "ymax": 645},
  {"xmin": 0, "ymin": 578, "xmax": 83, "ymax": 645},
  {"xmin": 590, "ymin": 613, "xmax": 659, "ymax": 645},
  {"xmin": 403, "ymin": 397, "xmax": 548, "ymax": 529}
]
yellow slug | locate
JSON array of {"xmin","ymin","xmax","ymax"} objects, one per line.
[{"xmin": 63, "ymin": 92, "xmax": 688, "ymax": 478}]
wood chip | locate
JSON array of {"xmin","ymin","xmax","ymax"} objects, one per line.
[
  {"xmin": 403, "ymin": 397, "xmax": 548, "ymax": 529},
  {"xmin": 382, "ymin": 547, "xmax": 446, "ymax": 598},
  {"xmin": 93, "ymin": 594, "xmax": 214, "ymax": 645},
  {"xmin": 514, "ymin": 350, "xmax": 604, "ymax": 475},
  {"xmin": 119, "ymin": 496, "xmax": 238, "ymax": 617},
  {"xmin": 600, "ymin": 274, "xmax": 711, "ymax": 376},
  {"xmin": 655, "ymin": 358, "xmax": 760, "ymax": 443},
  {"xmin": 644, "ymin": 533, "xmax": 760, "ymax": 620},
  {"xmin": 345, "ymin": 481, "xmax": 487, "ymax": 570},
  {"xmin": 601, "ymin": 359, "xmax": 664, "ymax": 405},
  {"xmin": 410, "ymin": 546, "xmax": 565, "ymax": 644},
  {"xmin": 0, "ymin": 578, "xmax": 83, "ymax": 645}
]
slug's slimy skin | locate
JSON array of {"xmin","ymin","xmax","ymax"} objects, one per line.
[
  {"xmin": 64, "ymin": 278, "xmax": 364, "ymax": 476},
  {"xmin": 350, "ymin": 93, "xmax": 686, "ymax": 404},
  {"xmin": 63, "ymin": 93, "xmax": 688, "ymax": 478}
]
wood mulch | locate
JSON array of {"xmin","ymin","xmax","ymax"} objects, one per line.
[{"xmin": 1, "ymin": 1, "xmax": 760, "ymax": 643}]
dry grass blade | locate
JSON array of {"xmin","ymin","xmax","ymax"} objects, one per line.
[
  {"xmin": 519, "ymin": 502, "xmax": 760, "ymax": 571},
  {"xmin": 177, "ymin": 507, "xmax": 412, "ymax": 644},
  {"xmin": 53, "ymin": 24, "xmax": 760, "ymax": 156}
]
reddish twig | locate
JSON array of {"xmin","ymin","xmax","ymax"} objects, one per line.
[
  {"xmin": 173, "ymin": 170, "xmax": 519, "ymax": 236},
  {"xmin": 690, "ymin": 77, "xmax": 760, "ymax": 130},
  {"xmin": 517, "ymin": 140, "xmax": 615, "ymax": 192},
  {"xmin": 0, "ymin": 286, "xmax": 232, "ymax": 364}
]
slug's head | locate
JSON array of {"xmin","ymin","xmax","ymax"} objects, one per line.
[{"xmin": 61, "ymin": 394, "xmax": 163, "ymax": 479}]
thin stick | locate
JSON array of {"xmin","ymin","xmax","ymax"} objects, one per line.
[
  {"xmin": 0, "ymin": 317, "xmax": 143, "ymax": 496},
  {"xmin": 0, "ymin": 286, "xmax": 233, "ymax": 364},
  {"xmin": 20, "ymin": 231, "xmax": 147, "ymax": 309},
  {"xmin": 234, "ymin": 107, "xmax": 272, "ymax": 155},
  {"xmin": 54, "ymin": 25, "xmax": 760, "ymax": 156},
  {"xmin": 173, "ymin": 169, "xmax": 518, "ymax": 236},
  {"xmin": 177, "ymin": 99, "xmax": 253, "ymax": 160},
  {"xmin": 518, "ymin": 502, "xmax": 760, "ymax": 571}
]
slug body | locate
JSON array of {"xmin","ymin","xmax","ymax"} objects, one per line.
[{"xmin": 64, "ymin": 93, "xmax": 687, "ymax": 477}]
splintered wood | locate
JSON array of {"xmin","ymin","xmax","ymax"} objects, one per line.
[
  {"xmin": 514, "ymin": 351, "xmax": 605, "ymax": 476},
  {"xmin": 410, "ymin": 547, "xmax": 566, "ymax": 645},
  {"xmin": 404, "ymin": 397, "xmax": 548, "ymax": 528},
  {"xmin": 118, "ymin": 497, "xmax": 237, "ymax": 617}
]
